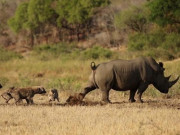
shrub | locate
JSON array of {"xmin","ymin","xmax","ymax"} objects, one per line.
[
  {"xmin": 114, "ymin": 6, "xmax": 149, "ymax": 33},
  {"xmin": 161, "ymin": 33, "xmax": 180, "ymax": 52},
  {"xmin": 33, "ymin": 44, "xmax": 114, "ymax": 60},
  {"xmin": 128, "ymin": 32, "xmax": 166, "ymax": 51},
  {"xmin": 128, "ymin": 32, "xmax": 180, "ymax": 60},
  {"xmin": 147, "ymin": 0, "xmax": 180, "ymax": 27},
  {"xmin": 33, "ymin": 43, "xmax": 80, "ymax": 60},
  {"xmin": 81, "ymin": 46, "xmax": 113, "ymax": 59}
]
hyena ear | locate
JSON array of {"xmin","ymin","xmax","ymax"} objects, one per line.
[
  {"xmin": 39, "ymin": 87, "xmax": 44, "ymax": 92},
  {"xmin": 51, "ymin": 89, "xmax": 54, "ymax": 92}
]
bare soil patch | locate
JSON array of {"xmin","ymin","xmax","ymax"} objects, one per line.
[{"xmin": 0, "ymin": 96, "xmax": 179, "ymax": 110}]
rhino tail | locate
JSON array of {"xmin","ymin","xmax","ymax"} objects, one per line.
[{"xmin": 91, "ymin": 62, "xmax": 96, "ymax": 70}]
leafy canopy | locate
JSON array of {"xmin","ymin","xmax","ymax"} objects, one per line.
[
  {"xmin": 56, "ymin": 0, "xmax": 110, "ymax": 27},
  {"xmin": 8, "ymin": 2, "xmax": 28, "ymax": 33},
  {"xmin": 8, "ymin": 0, "xmax": 55, "ymax": 33},
  {"xmin": 147, "ymin": 0, "xmax": 180, "ymax": 27}
]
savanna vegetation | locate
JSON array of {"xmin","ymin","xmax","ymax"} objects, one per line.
[
  {"xmin": 0, "ymin": 0, "xmax": 179, "ymax": 60},
  {"xmin": 0, "ymin": 0, "xmax": 180, "ymax": 135}
]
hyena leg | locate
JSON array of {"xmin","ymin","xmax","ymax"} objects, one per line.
[
  {"xmin": 49, "ymin": 99, "xmax": 52, "ymax": 102},
  {"xmin": 6, "ymin": 97, "xmax": 13, "ymax": 104},
  {"xmin": 15, "ymin": 98, "xmax": 21, "ymax": 105},
  {"xmin": 28, "ymin": 98, "xmax": 34, "ymax": 104},
  {"xmin": 56, "ymin": 97, "xmax": 60, "ymax": 102},
  {"xmin": 13, "ymin": 95, "xmax": 21, "ymax": 105},
  {"xmin": 1, "ymin": 94, "xmax": 13, "ymax": 104},
  {"xmin": 25, "ymin": 99, "xmax": 30, "ymax": 104}
]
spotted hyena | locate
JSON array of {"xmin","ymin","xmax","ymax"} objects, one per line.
[
  {"xmin": 9, "ymin": 86, "xmax": 46, "ymax": 104},
  {"xmin": 48, "ymin": 89, "xmax": 59, "ymax": 102}
]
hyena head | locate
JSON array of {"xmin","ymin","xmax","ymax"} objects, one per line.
[{"xmin": 37, "ymin": 87, "xmax": 46, "ymax": 94}]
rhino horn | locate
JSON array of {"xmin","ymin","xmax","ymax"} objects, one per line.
[
  {"xmin": 169, "ymin": 76, "xmax": 179, "ymax": 88},
  {"xmin": 165, "ymin": 75, "xmax": 171, "ymax": 81}
]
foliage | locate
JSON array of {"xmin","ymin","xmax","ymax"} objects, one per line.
[
  {"xmin": 27, "ymin": 0, "xmax": 55, "ymax": 30},
  {"xmin": 8, "ymin": 2, "xmax": 29, "ymax": 33},
  {"xmin": 147, "ymin": 0, "xmax": 180, "ymax": 27},
  {"xmin": 33, "ymin": 43, "xmax": 114, "ymax": 60},
  {"xmin": 8, "ymin": 0, "xmax": 55, "ymax": 33},
  {"xmin": 128, "ymin": 32, "xmax": 180, "ymax": 59},
  {"xmin": 114, "ymin": 6, "xmax": 148, "ymax": 33},
  {"xmin": 128, "ymin": 32, "xmax": 180, "ymax": 51},
  {"xmin": 81, "ymin": 46, "xmax": 113, "ymax": 59},
  {"xmin": 33, "ymin": 43, "xmax": 80, "ymax": 60},
  {"xmin": 56, "ymin": 0, "xmax": 110, "ymax": 27}
]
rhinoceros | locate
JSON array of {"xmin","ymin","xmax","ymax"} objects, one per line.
[{"xmin": 78, "ymin": 57, "xmax": 179, "ymax": 103}]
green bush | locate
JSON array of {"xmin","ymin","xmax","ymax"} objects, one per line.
[
  {"xmin": 81, "ymin": 46, "xmax": 113, "ymax": 59},
  {"xmin": 147, "ymin": 0, "xmax": 180, "ymax": 27},
  {"xmin": 114, "ymin": 6, "xmax": 148, "ymax": 33},
  {"xmin": 33, "ymin": 43, "xmax": 80, "ymax": 60},
  {"xmin": 0, "ymin": 47, "xmax": 23, "ymax": 61},
  {"xmin": 128, "ymin": 32, "xmax": 166, "ymax": 50},
  {"xmin": 161, "ymin": 33, "xmax": 180, "ymax": 52},
  {"xmin": 128, "ymin": 32, "xmax": 180, "ymax": 50},
  {"xmin": 128, "ymin": 32, "xmax": 180, "ymax": 60},
  {"xmin": 33, "ymin": 44, "xmax": 114, "ymax": 60}
]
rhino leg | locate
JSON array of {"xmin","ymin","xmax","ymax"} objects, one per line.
[
  {"xmin": 137, "ymin": 82, "xmax": 148, "ymax": 103},
  {"xmin": 101, "ymin": 89, "xmax": 111, "ymax": 103},
  {"xmin": 78, "ymin": 85, "xmax": 96, "ymax": 101},
  {"xmin": 129, "ymin": 89, "xmax": 137, "ymax": 103}
]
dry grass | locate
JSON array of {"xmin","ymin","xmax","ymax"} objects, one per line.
[
  {"xmin": 0, "ymin": 90, "xmax": 180, "ymax": 135},
  {"xmin": 0, "ymin": 102, "xmax": 179, "ymax": 135}
]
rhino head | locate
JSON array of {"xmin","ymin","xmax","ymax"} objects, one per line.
[{"xmin": 152, "ymin": 63, "xmax": 179, "ymax": 93}]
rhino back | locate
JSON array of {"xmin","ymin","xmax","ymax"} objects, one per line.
[{"xmin": 94, "ymin": 58, "xmax": 155, "ymax": 90}]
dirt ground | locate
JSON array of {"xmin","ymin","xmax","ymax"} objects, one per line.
[{"xmin": 0, "ymin": 90, "xmax": 179, "ymax": 110}]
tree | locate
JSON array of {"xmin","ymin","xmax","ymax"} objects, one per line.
[
  {"xmin": 56, "ymin": 0, "xmax": 110, "ymax": 41},
  {"xmin": 8, "ymin": 2, "xmax": 28, "ymax": 33},
  {"xmin": 114, "ymin": 6, "xmax": 148, "ymax": 33},
  {"xmin": 8, "ymin": 0, "xmax": 56, "ymax": 46},
  {"xmin": 27, "ymin": 0, "xmax": 55, "ymax": 30},
  {"xmin": 148, "ymin": 0, "xmax": 180, "ymax": 28}
]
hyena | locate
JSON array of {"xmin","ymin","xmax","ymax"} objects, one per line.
[
  {"xmin": 1, "ymin": 87, "xmax": 15, "ymax": 104},
  {"xmin": 48, "ymin": 89, "xmax": 59, "ymax": 102},
  {"xmin": 9, "ymin": 86, "xmax": 46, "ymax": 104}
]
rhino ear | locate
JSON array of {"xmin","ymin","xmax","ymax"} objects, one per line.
[
  {"xmin": 159, "ymin": 62, "xmax": 165, "ymax": 71},
  {"xmin": 159, "ymin": 62, "xmax": 164, "ymax": 68}
]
